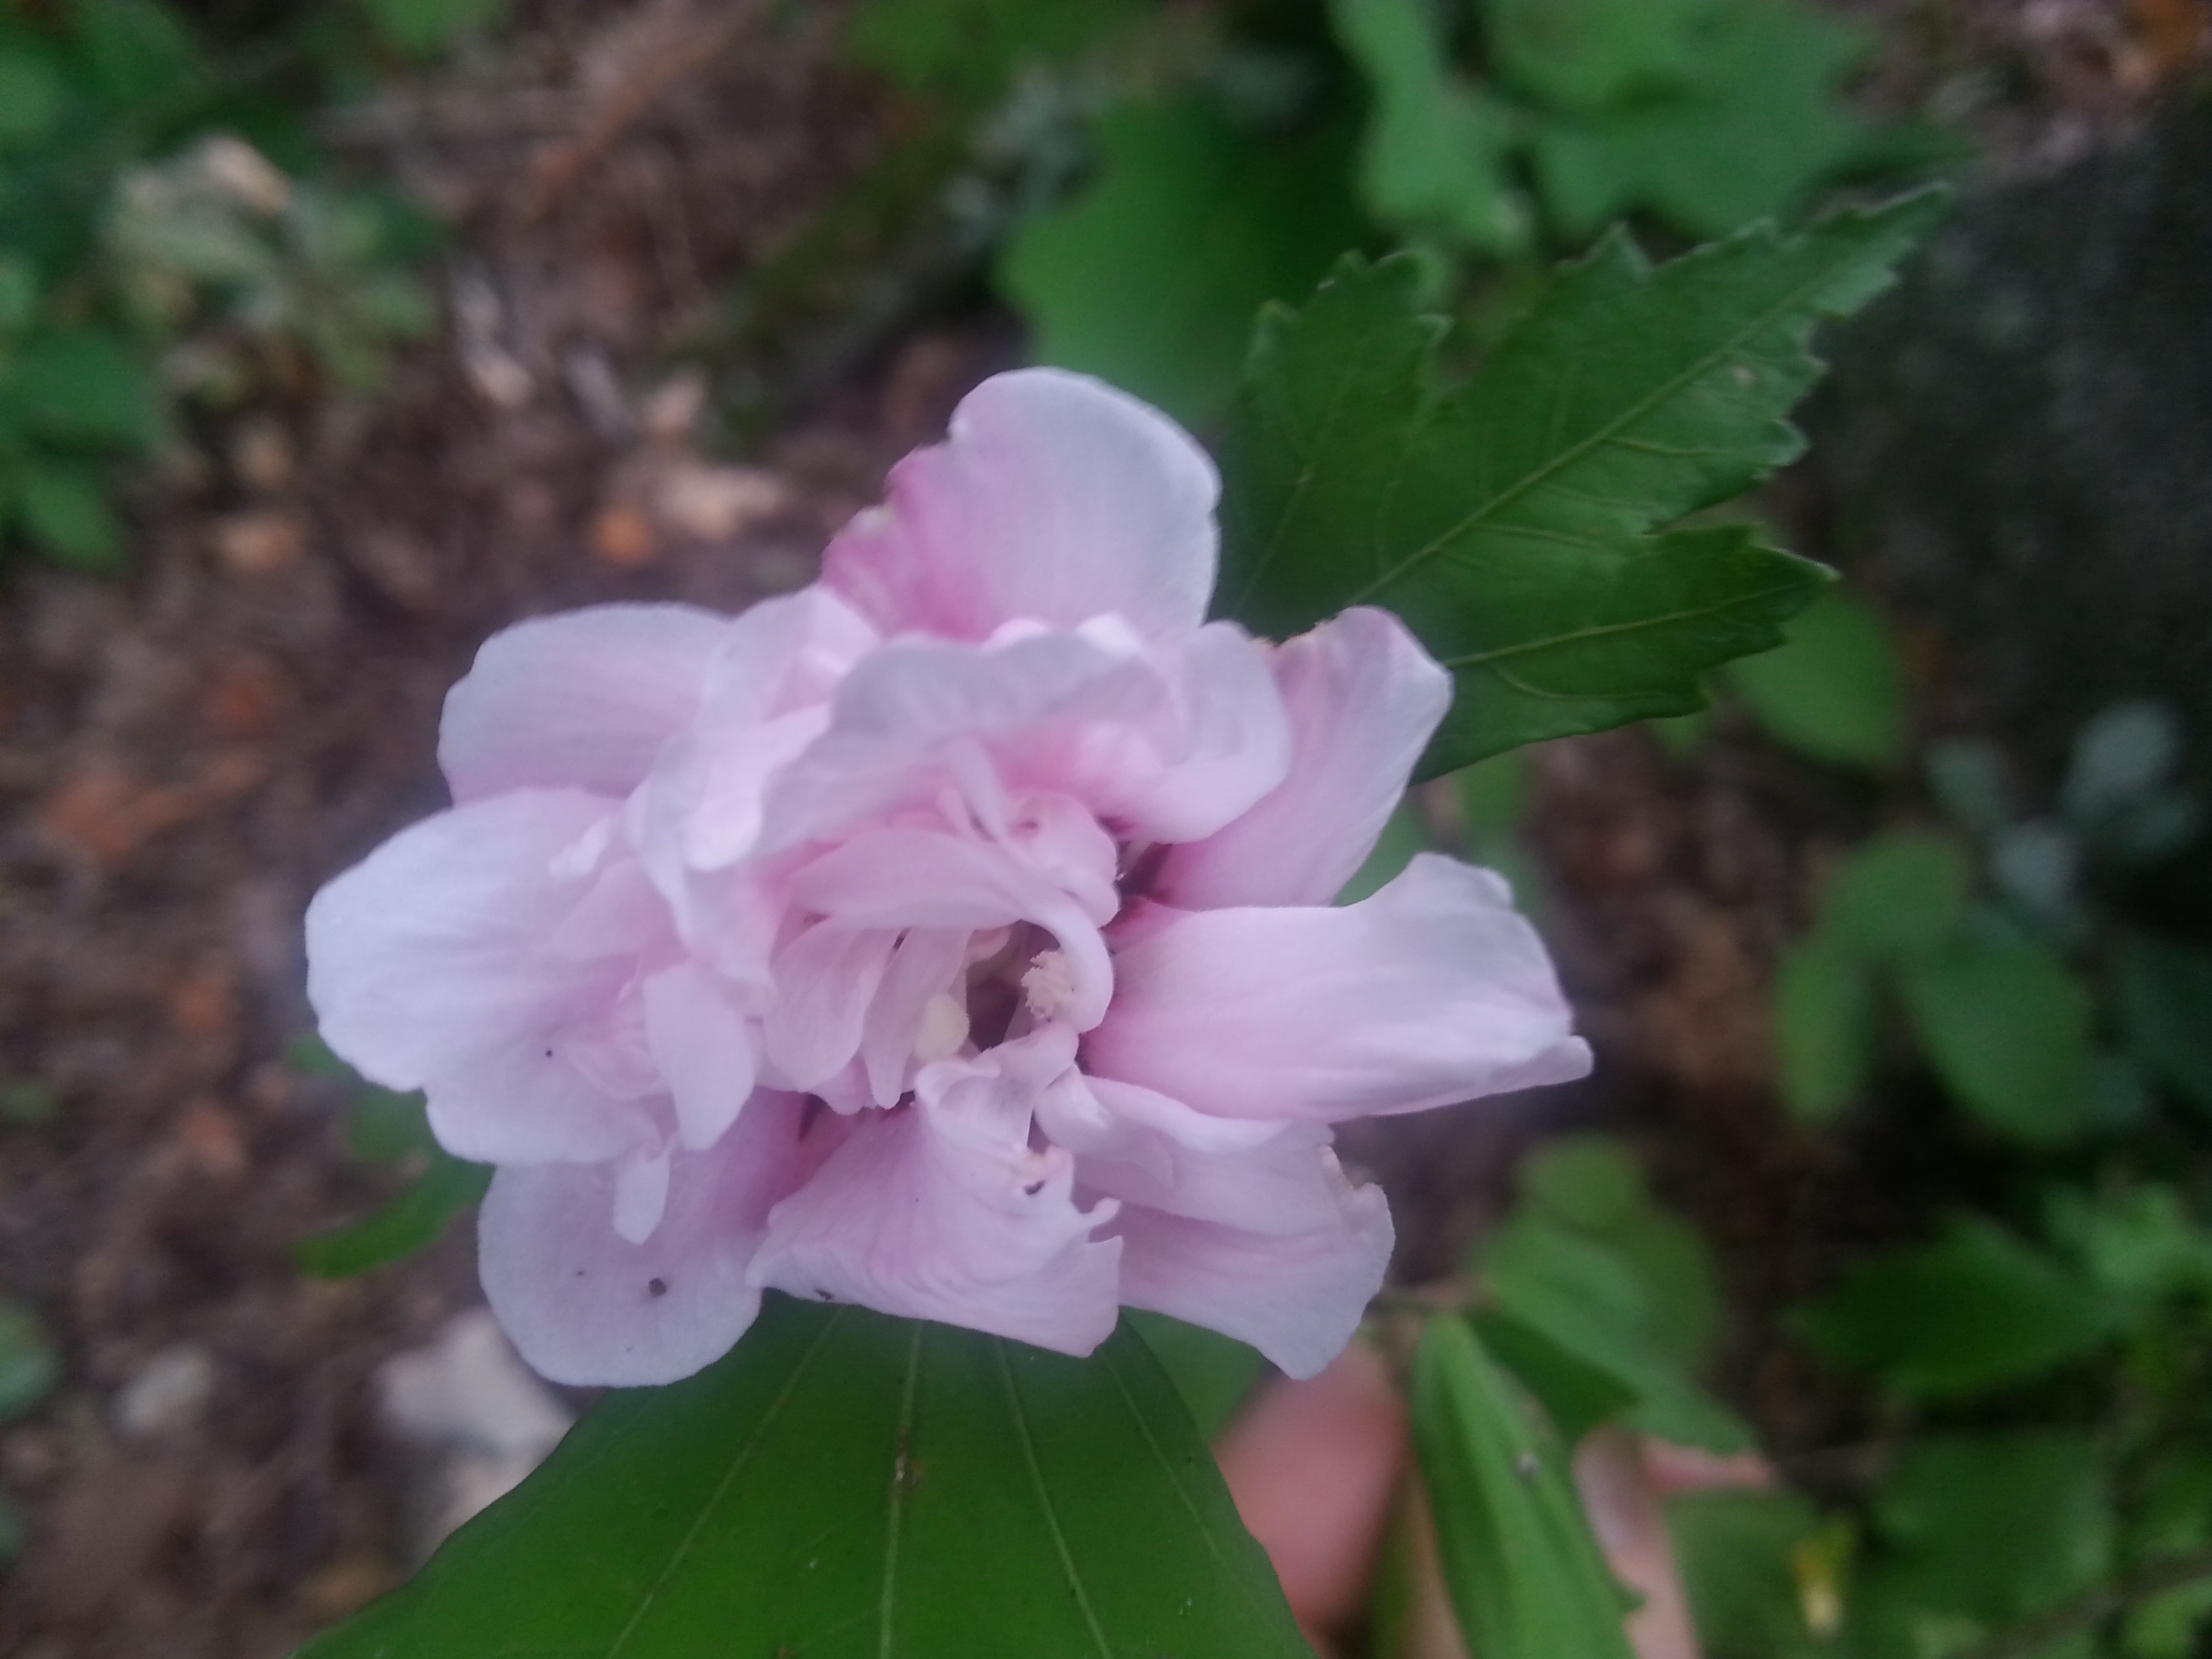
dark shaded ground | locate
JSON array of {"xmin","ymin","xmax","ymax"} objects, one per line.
[{"xmin": 0, "ymin": 1, "xmax": 2201, "ymax": 1654}]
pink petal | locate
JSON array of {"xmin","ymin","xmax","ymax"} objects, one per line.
[
  {"xmin": 1090, "ymin": 623, "xmax": 1291, "ymax": 845},
  {"xmin": 641, "ymin": 961, "xmax": 758, "ymax": 1151},
  {"xmin": 821, "ymin": 369, "xmax": 1218, "ymax": 644},
  {"xmin": 760, "ymin": 924, "xmax": 895, "ymax": 1090},
  {"xmin": 306, "ymin": 790, "xmax": 650, "ymax": 1164},
  {"xmin": 1065, "ymin": 1079, "xmax": 1361, "ymax": 1237},
  {"xmin": 859, "ymin": 926, "xmax": 973, "ymax": 1106},
  {"xmin": 479, "ymin": 1091, "xmax": 810, "ymax": 1386},
  {"xmin": 1155, "ymin": 608, "xmax": 1450, "ymax": 908},
  {"xmin": 789, "ymin": 827, "xmax": 1112, "ymax": 1029},
  {"xmin": 748, "ymin": 1030, "xmax": 1123, "ymax": 1356},
  {"xmin": 1114, "ymin": 1191, "xmax": 1393, "ymax": 1380},
  {"xmin": 758, "ymin": 628, "xmax": 1164, "ymax": 854},
  {"xmin": 438, "ymin": 605, "xmax": 731, "ymax": 803},
  {"xmin": 1087, "ymin": 853, "xmax": 1592, "ymax": 1122}
]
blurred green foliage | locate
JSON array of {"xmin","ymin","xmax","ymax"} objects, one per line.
[
  {"xmin": 0, "ymin": 0, "xmax": 466, "ymax": 569},
  {"xmin": 286, "ymin": 1035, "xmax": 489, "ymax": 1277}
]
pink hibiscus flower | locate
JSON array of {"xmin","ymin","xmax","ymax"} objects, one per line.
[{"xmin": 305, "ymin": 369, "xmax": 1589, "ymax": 1387}]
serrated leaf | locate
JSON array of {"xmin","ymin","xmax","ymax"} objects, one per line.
[
  {"xmin": 1528, "ymin": 0, "xmax": 1878, "ymax": 241},
  {"xmin": 1411, "ymin": 1313, "xmax": 1636, "ymax": 1659},
  {"xmin": 1218, "ymin": 195, "xmax": 1941, "ymax": 772},
  {"xmin": 1000, "ymin": 99, "xmax": 1363, "ymax": 424},
  {"xmin": 1486, "ymin": 0, "xmax": 1718, "ymax": 112},
  {"xmin": 295, "ymin": 1154, "xmax": 491, "ymax": 1279},
  {"xmin": 301, "ymin": 1297, "xmax": 1313, "ymax": 1659},
  {"xmin": 1897, "ymin": 935, "xmax": 2091, "ymax": 1145},
  {"xmin": 1793, "ymin": 1216, "xmax": 2115, "ymax": 1401},
  {"xmin": 1329, "ymin": 0, "xmax": 1530, "ymax": 254},
  {"xmin": 1814, "ymin": 830, "xmax": 1971, "ymax": 961},
  {"xmin": 1774, "ymin": 935, "xmax": 1875, "ymax": 1123},
  {"xmin": 1727, "ymin": 586, "xmax": 1906, "ymax": 767}
]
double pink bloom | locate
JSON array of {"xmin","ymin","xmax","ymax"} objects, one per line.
[{"xmin": 306, "ymin": 370, "xmax": 1589, "ymax": 1387}]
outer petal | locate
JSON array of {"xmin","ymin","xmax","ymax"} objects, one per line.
[
  {"xmin": 821, "ymin": 369, "xmax": 1219, "ymax": 644},
  {"xmin": 1087, "ymin": 853, "xmax": 1592, "ymax": 1122},
  {"xmin": 1114, "ymin": 1189, "xmax": 1394, "ymax": 1380},
  {"xmin": 747, "ymin": 1030, "xmax": 1123, "ymax": 1355},
  {"xmin": 438, "ymin": 605, "xmax": 731, "ymax": 803},
  {"xmin": 1155, "ymin": 608, "xmax": 1450, "ymax": 908},
  {"xmin": 306, "ymin": 790, "xmax": 647, "ymax": 1163},
  {"xmin": 480, "ymin": 1090, "xmax": 809, "ymax": 1386}
]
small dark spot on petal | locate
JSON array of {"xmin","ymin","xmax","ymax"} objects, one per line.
[
  {"xmin": 648, "ymin": 1277, "xmax": 668, "ymax": 1298},
  {"xmin": 1023, "ymin": 1179, "xmax": 1045, "ymax": 1196},
  {"xmin": 544, "ymin": 1048, "xmax": 554, "ymax": 1059},
  {"xmin": 815, "ymin": 1288, "xmax": 834, "ymax": 1300}
]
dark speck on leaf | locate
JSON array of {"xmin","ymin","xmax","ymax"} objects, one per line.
[{"xmin": 648, "ymin": 1277, "xmax": 668, "ymax": 1298}]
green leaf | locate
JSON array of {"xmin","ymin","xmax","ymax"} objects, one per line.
[
  {"xmin": 0, "ymin": 1300, "xmax": 58, "ymax": 1422},
  {"xmin": 1773, "ymin": 935, "xmax": 1875, "ymax": 1123},
  {"xmin": 300, "ymin": 1298, "xmax": 1313, "ymax": 1658},
  {"xmin": 361, "ymin": 0, "xmax": 506, "ymax": 56},
  {"xmin": 848, "ymin": 0, "xmax": 1141, "ymax": 104},
  {"xmin": 0, "ymin": 47, "xmax": 67, "ymax": 149},
  {"xmin": 1527, "ymin": 0, "xmax": 1878, "ymax": 241},
  {"xmin": 1897, "ymin": 935, "xmax": 2092, "ymax": 1144},
  {"xmin": 4, "ymin": 329, "xmax": 155, "ymax": 448},
  {"xmin": 1793, "ymin": 1216, "xmax": 2115, "ymax": 1401},
  {"xmin": 1726, "ymin": 586, "xmax": 1906, "ymax": 767},
  {"xmin": 1124, "ymin": 1309, "xmax": 1264, "ymax": 1439},
  {"xmin": 1477, "ymin": 1136, "xmax": 1753, "ymax": 1451},
  {"xmin": 1336, "ymin": 796, "xmax": 1428, "ymax": 904},
  {"xmin": 1001, "ymin": 100, "xmax": 1363, "ymax": 425},
  {"xmin": 1473, "ymin": 1308, "xmax": 1639, "ymax": 1447},
  {"xmin": 1871, "ymin": 1432, "xmax": 2112, "ymax": 1627},
  {"xmin": 1329, "ymin": 0, "xmax": 1530, "ymax": 254},
  {"xmin": 2043, "ymin": 1184, "xmax": 2212, "ymax": 1305},
  {"xmin": 1666, "ymin": 1488, "xmax": 1827, "ymax": 1659},
  {"xmin": 14, "ymin": 461, "xmax": 123, "ymax": 568},
  {"xmin": 1410, "ymin": 1313, "xmax": 1636, "ymax": 1659},
  {"xmin": 0, "ymin": 1492, "xmax": 24, "ymax": 1563},
  {"xmin": 295, "ymin": 1154, "xmax": 491, "ymax": 1278},
  {"xmin": 1813, "ymin": 830, "xmax": 1970, "ymax": 961},
  {"xmin": 343, "ymin": 1084, "xmax": 441, "ymax": 1165},
  {"xmin": 2113, "ymin": 931, "xmax": 2212, "ymax": 1119},
  {"xmin": 68, "ymin": 0, "xmax": 207, "ymax": 111},
  {"xmin": 1487, "ymin": 0, "xmax": 1717, "ymax": 111},
  {"xmin": 1218, "ymin": 194, "xmax": 1942, "ymax": 771}
]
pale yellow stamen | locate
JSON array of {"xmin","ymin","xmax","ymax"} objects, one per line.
[
  {"xmin": 914, "ymin": 992, "xmax": 971, "ymax": 1063},
  {"xmin": 1020, "ymin": 950, "xmax": 1076, "ymax": 1019}
]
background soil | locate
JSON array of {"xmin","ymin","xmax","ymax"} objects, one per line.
[{"xmin": 0, "ymin": 1, "xmax": 2195, "ymax": 1654}]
